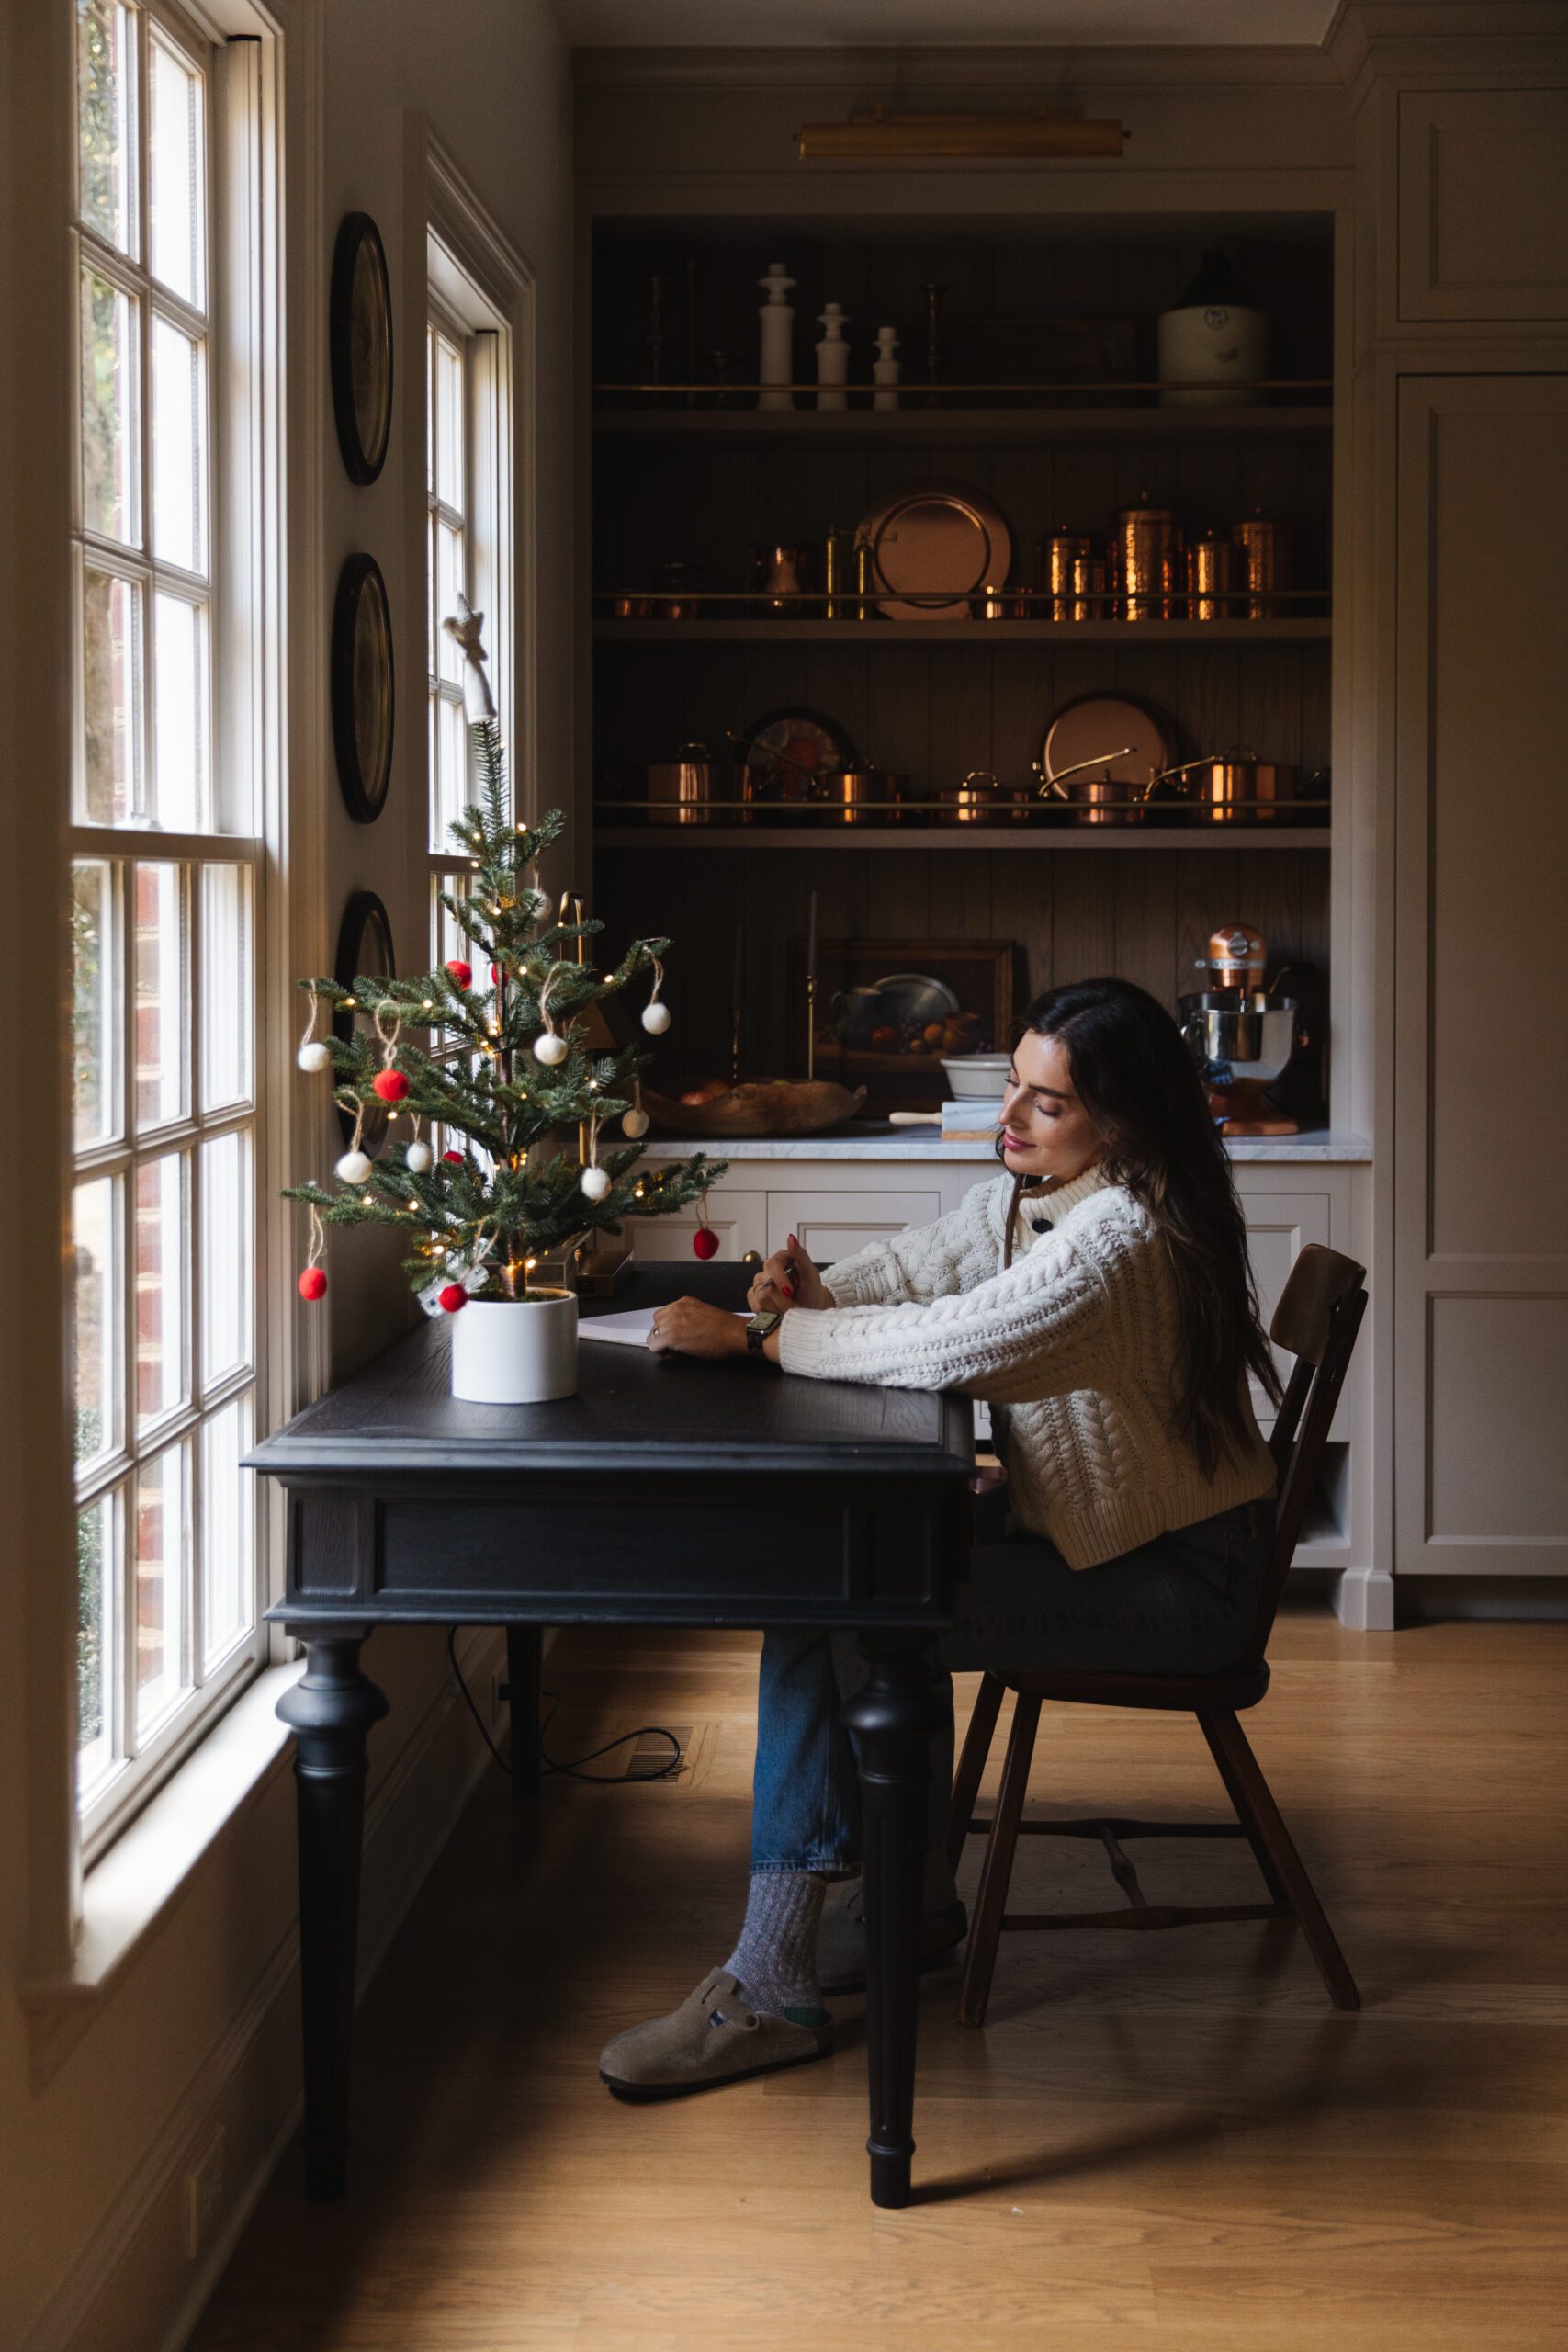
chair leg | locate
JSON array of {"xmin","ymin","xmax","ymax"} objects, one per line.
[
  {"xmin": 1196, "ymin": 1710, "xmax": 1289, "ymax": 1905},
  {"xmin": 947, "ymin": 1671, "xmax": 1005, "ymax": 1874},
  {"xmin": 1200, "ymin": 1709, "xmax": 1361, "ymax": 2012},
  {"xmin": 957, "ymin": 1690, "xmax": 1041, "ymax": 2029}
]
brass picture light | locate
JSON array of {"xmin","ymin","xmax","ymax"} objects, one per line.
[{"xmin": 796, "ymin": 107, "xmax": 1127, "ymax": 161}]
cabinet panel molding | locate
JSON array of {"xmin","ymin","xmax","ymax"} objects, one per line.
[
  {"xmin": 1399, "ymin": 89, "xmax": 1568, "ymax": 322},
  {"xmin": 625, "ymin": 1184, "xmax": 767, "ymax": 1263},
  {"xmin": 1427, "ymin": 1295, "xmax": 1568, "ymax": 1555},
  {"xmin": 767, "ymin": 1189, "xmax": 942, "ymax": 1263},
  {"xmin": 1395, "ymin": 374, "xmax": 1568, "ymax": 1577}
]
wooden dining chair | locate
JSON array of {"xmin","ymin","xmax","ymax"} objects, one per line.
[{"xmin": 949, "ymin": 1242, "xmax": 1368, "ymax": 2026}]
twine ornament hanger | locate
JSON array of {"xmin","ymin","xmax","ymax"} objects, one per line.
[
  {"xmin": 298, "ymin": 1203, "xmax": 328, "ymax": 1300},
  {"xmin": 297, "ymin": 988, "xmax": 330, "ymax": 1073},
  {"xmin": 533, "ymin": 966, "xmax": 570, "ymax": 1065},
  {"xmin": 641, "ymin": 954, "xmax": 671, "ymax": 1035}
]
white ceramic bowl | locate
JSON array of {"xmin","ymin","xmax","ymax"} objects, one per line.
[{"xmin": 941, "ymin": 1052, "xmax": 1011, "ymax": 1100}]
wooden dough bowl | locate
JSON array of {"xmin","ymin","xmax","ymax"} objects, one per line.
[{"xmin": 642, "ymin": 1081, "xmax": 867, "ymax": 1138}]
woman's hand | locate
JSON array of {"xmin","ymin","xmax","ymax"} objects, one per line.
[
  {"xmin": 748, "ymin": 1232, "xmax": 834, "ymax": 1315},
  {"xmin": 646, "ymin": 1297, "xmax": 750, "ymax": 1360}
]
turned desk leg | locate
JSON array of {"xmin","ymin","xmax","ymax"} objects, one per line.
[
  {"xmin": 505, "ymin": 1623, "xmax": 544, "ymax": 1800},
  {"xmin": 276, "ymin": 1633, "xmax": 388, "ymax": 2200},
  {"xmin": 843, "ymin": 1634, "xmax": 948, "ymax": 2211}
]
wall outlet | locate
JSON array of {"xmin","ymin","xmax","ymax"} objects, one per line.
[{"xmin": 184, "ymin": 2126, "xmax": 226, "ymax": 2262}]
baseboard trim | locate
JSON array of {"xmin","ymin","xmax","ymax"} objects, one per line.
[
  {"xmin": 20, "ymin": 1630, "xmax": 511, "ymax": 2352},
  {"xmin": 1329, "ymin": 1566, "xmax": 1395, "ymax": 1630}
]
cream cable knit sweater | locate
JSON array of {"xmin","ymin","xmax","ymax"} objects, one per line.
[{"xmin": 776, "ymin": 1162, "xmax": 1276, "ymax": 1571}]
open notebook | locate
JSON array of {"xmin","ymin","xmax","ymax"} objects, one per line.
[{"xmin": 580, "ymin": 1307, "xmax": 749, "ymax": 1349}]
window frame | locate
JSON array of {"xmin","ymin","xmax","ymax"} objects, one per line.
[
  {"xmin": 425, "ymin": 230, "xmax": 513, "ymax": 970},
  {"xmin": 68, "ymin": 0, "xmax": 283, "ymax": 1866}
]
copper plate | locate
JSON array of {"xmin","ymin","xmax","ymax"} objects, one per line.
[
  {"xmin": 854, "ymin": 477, "xmax": 1013, "ymax": 621},
  {"xmin": 1048, "ymin": 686, "xmax": 1170, "ymax": 808}
]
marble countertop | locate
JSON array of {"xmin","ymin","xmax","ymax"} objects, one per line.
[{"xmin": 640, "ymin": 1125, "xmax": 1372, "ymax": 1164}]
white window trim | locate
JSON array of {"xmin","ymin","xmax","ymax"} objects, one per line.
[
  {"xmin": 407, "ymin": 116, "xmax": 537, "ymax": 854},
  {"xmin": 66, "ymin": 2, "xmax": 297, "ymax": 1877}
]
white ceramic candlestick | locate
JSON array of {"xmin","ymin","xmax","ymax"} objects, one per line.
[
  {"xmin": 816, "ymin": 304, "xmax": 850, "ymax": 410},
  {"xmin": 873, "ymin": 325, "xmax": 901, "ymax": 411},
  {"xmin": 757, "ymin": 261, "xmax": 796, "ymax": 411}
]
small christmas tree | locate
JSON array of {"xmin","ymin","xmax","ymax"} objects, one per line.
[{"xmin": 287, "ymin": 607, "xmax": 723, "ymax": 1310}]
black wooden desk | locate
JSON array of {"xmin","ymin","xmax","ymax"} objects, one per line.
[{"xmin": 249, "ymin": 1265, "xmax": 973, "ymax": 2210}]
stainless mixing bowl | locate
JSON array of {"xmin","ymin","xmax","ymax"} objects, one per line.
[{"xmin": 1178, "ymin": 990, "xmax": 1298, "ymax": 1085}]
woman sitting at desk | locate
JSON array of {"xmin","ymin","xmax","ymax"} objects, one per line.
[{"xmin": 600, "ymin": 975, "xmax": 1280, "ymax": 2101}]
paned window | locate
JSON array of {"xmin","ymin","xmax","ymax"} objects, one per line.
[
  {"xmin": 70, "ymin": 0, "xmax": 267, "ymax": 1850},
  {"xmin": 426, "ymin": 240, "xmax": 510, "ymax": 971}
]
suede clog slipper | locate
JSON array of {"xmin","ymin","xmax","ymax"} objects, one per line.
[{"xmin": 599, "ymin": 1969, "xmax": 833, "ymax": 2101}]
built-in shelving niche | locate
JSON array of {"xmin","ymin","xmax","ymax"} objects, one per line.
[{"xmin": 589, "ymin": 214, "xmax": 1336, "ymax": 1123}]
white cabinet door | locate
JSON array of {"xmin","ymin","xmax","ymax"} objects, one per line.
[
  {"xmin": 625, "ymin": 1185, "xmax": 767, "ymax": 1263},
  {"xmin": 767, "ymin": 1190, "xmax": 942, "ymax": 1265},
  {"xmin": 1235, "ymin": 1189, "xmax": 1331, "ymax": 1430}
]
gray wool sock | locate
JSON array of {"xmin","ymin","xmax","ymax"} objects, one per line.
[{"xmin": 724, "ymin": 1870, "xmax": 829, "ymax": 2023}]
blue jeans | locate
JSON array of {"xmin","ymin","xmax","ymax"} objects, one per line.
[{"xmin": 749, "ymin": 1493, "xmax": 1275, "ymax": 1873}]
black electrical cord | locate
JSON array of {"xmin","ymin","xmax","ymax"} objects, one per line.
[{"xmin": 446, "ymin": 1628, "xmax": 682, "ymax": 1784}]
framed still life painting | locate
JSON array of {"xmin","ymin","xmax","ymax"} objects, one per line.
[{"xmin": 788, "ymin": 938, "xmax": 1015, "ymax": 1114}]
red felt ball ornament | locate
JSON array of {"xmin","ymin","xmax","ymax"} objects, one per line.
[
  {"xmin": 445, "ymin": 958, "xmax": 473, "ymax": 990},
  {"xmin": 437, "ymin": 1283, "xmax": 468, "ymax": 1314},
  {"xmin": 490, "ymin": 964, "xmax": 502, "ymax": 985},
  {"xmin": 442, "ymin": 1149, "xmax": 464, "ymax": 1164},
  {"xmin": 372, "ymin": 1069, "xmax": 410, "ymax": 1103},
  {"xmin": 297, "ymin": 1266, "xmax": 328, "ymax": 1301},
  {"xmin": 693, "ymin": 1227, "xmax": 719, "ymax": 1261}
]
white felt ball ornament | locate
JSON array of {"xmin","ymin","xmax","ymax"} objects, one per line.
[
  {"xmin": 621, "ymin": 1106, "xmax": 649, "ymax": 1139},
  {"xmin": 335, "ymin": 1148, "xmax": 372, "ymax": 1184},
  {"xmin": 405, "ymin": 1140, "xmax": 434, "ymax": 1175},
  {"xmin": 297, "ymin": 1041, "xmax": 330, "ymax": 1073},
  {"xmin": 581, "ymin": 1165, "xmax": 612, "ymax": 1203},
  {"xmin": 533, "ymin": 1029, "xmax": 569, "ymax": 1067},
  {"xmin": 641, "ymin": 1001, "xmax": 671, "ymax": 1035}
]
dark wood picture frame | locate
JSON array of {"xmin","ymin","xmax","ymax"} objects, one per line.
[
  {"xmin": 788, "ymin": 937, "xmax": 1015, "ymax": 1114},
  {"xmin": 331, "ymin": 553, "xmax": 396, "ymax": 823},
  {"xmin": 333, "ymin": 890, "xmax": 396, "ymax": 1153},
  {"xmin": 329, "ymin": 211, "xmax": 394, "ymax": 485}
]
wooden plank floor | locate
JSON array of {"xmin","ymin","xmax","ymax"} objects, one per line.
[{"xmin": 192, "ymin": 1611, "xmax": 1568, "ymax": 2351}]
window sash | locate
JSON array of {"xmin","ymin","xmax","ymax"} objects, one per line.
[{"xmin": 69, "ymin": 0, "xmax": 271, "ymax": 1860}]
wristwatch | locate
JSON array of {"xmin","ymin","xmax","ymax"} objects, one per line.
[{"xmin": 745, "ymin": 1308, "xmax": 783, "ymax": 1357}]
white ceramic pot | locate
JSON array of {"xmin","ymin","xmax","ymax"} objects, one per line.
[
  {"xmin": 1156, "ymin": 301, "xmax": 1267, "ymax": 408},
  {"xmin": 449, "ymin": 1290, "xmax": 578, "ymax": 1404}
]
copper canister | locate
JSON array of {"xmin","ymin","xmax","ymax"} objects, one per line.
[
  {"xmin": 646, "ymin": 742, "xmax": 717, "ymax": 826},
  {"xmin": 1114, "ymin": 500, "xmax": 1181, "ymax": 620},
  {"xmin": 1231, "ymin": 514, "xmax": 1292, "ymax": 618},
  {"xmin": 1186, "ymin": 533, "xmax": 1234, "ymax": 622},
  {"xmin": 1040, "ymin": 531, "xmax": 1091, "ymax": 622}
]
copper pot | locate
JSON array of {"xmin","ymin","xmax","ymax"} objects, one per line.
[
  {"xmin": 1181, "ymin": 749, "xmax": 1298, "ymax": 825},
  {"xmin": 937, "ymin": 769, "xmax": 1028, "ymax": 826},
  {"xmin": 812, "ymin": 768, "xmax": 909, "ymax": 827},
  {"xmin": 646, "ymin": 742, "xmax": 720, "ymax": 826}
]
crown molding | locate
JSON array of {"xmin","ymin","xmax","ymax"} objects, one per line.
[
  {"xmin": 571, "ymin": 41, "xmax": 1343, "ymax": 90},
  {"xmin": 1326, "ymin": 0, "xmax": 1568, "ymax": 91}
]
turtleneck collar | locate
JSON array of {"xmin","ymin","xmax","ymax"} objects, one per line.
[{"xmin": 1013, "ymin": 1159, "xmax": 1115, "ymax": 1236}]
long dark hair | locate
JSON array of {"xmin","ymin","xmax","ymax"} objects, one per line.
[{"xmin": 1007, "ymin": 977, "xmax": 1280, "ymax": 1474}]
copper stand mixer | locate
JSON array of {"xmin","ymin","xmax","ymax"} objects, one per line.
[{"xmin": 1178, "ymin": 924, "xmax": 1310, "ymax": 1136}]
